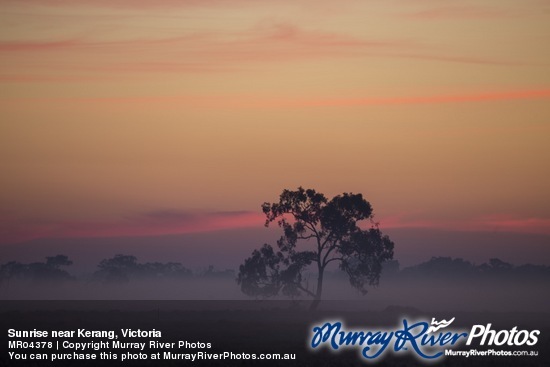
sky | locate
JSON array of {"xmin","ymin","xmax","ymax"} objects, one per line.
[{"xmin": 1, "ymin": 0, "xmax": 549, "ymax": 265}]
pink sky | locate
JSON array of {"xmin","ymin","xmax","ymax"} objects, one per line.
[{"xmin": 0, "ymin": 0, "xmax": 549, "ymax": 262}]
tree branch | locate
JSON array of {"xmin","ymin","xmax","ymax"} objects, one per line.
[
  {"xmin": 322, "ymin": 240, "xmax": 340, "ymax": 267},
  {"xmin": 325, "ymin": 257, "xmax": 343, "ymax": 265},
  {"xmin": 297, "ymin": 234, "xmax": 317, "ymax": 240},
  {"xmin": 320, "ymin": 229, "xmax": 335, "ymax": 251}
]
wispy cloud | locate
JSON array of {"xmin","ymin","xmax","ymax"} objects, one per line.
[
  {"xmin": 1, "ymin": 0, "xmax": 251, "ymax": 9},
  {"xmin": 379, "ymin": 213, "xmax": 550, "ymax": 235},
  {"xmin": 0, "ymin": 210, "xmax": 264, "ymax": 244},
  {"xmin": 2, "ymin": 20, "xmax": 529, "ymax": 83},
  {"xmin": 0, "ymin": 74, "xmax": 123, "ymax": 83},
  {"xmin": 5, "ymin": 88, "xmax": 548, "ymax": 108},
  {"xmin": 478, "ymin": 215, "xmax": 550, "ymax": 235},
  {"xmin": 0, "ymin": 23, "xmax": 411, "ymax": 79},
  {"xmin": 266, "ymin": 89, "xmax": 550, "ymax": 108},
  {"xmin": 403, "ymin": 6, "xmax": 515, "ymax": 20},
  {"xmin": 0, "ymin": 22, "xmax": 403, "ymax": 57},
  {"xmin": 0, "ymin": 39, "xmax": 85, "ymax": 52},
  {"xmin": 2, "ymin": 209, "xmax": 549, "ymax": 245}
]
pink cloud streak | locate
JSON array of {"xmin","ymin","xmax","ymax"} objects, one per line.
[
  {"xmin": 378, "ymin": 213, "xmax": 550, "ymax": 235},
  {"xmin": 1, "ymin": 21, "xmax": 528, "ymax": 82},
  {"xmin": 275, "ymin": 89, "xmax": 550, "ymax": 108},
  {"xmin": 1, "ymin": 0, "xmax": 248, "ymax": 9},
  {"xmin": 404, "ymin": 6, "xmax": 514, "ymax": 20},
  {"xmin": 5, "ymin": 88, "xmax": 548, "ymax": 109},
  {"xmin": 2, "ymin": 209, "xmax": 549, "ymax": 245},
  {"xmin": 0, "ymin": 211, "xmax": 264, "ymax": 245}
]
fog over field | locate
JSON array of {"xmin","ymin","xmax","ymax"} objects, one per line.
[
  {"xmin": 3, "ymin": 256, "xmax": 548, "ymax": 313},
  {"xmin": 3, "ymin": 226, "xmax": 550, "ymax": 273},
  {"xmin": 3, "ymin": 278, "xmax": 549, "ymax": 313}
]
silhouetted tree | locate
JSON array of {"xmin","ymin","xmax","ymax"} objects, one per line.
[
  {"xmin": 96, "ymin": 254, "xmax": 138, "ymax": 283},
  {"xmin": 401, "ymin": 257, "xmax": 476, "ymax": 279},
  {"xmin": 46, "ymin": 255, "xmax": 73, "ymax": 268},
  {"xmin": 94, "ymin": 254, "xmax": 192, "ymax": 283},
  {"xmin": 0, "ymin": 255, "xmax": 73, "ymax": 284},
  {"xmin": 488, "ymin": 258, "xmax": 513, "ymax": 271},
  {"xmin": 398, "ymin": 257, "xmax": 550, "ymax": 281},
  {"xmin": 202, "ymin": 265, "xmax": 235, "ymax": 279},
  {"xmin": 237, "ymin": 187, "xmax": 394, "ymax": 310},
  {"xmin": 138, "ymin": 261, "xmax": 192, "ymax": 278},
  {"xmin": 0, "ymin": 261, "xmax": 25, "ymax": 287}
]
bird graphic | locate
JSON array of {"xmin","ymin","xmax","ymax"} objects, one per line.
[{"xmin": 427, "ymin": 317, "xmax": 456, "ymax": 333}]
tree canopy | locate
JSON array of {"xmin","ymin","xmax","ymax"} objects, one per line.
[
  {"xmin": 237, "ymin": 187, "xmax": 395, "ymax": 309},
  {"xmin": 0, "ymin": 255, "xmax": 73, "ymax": 284},
  {"xmin": 94, "ymin": 254, "xmax": 192, "ymax": 283}
]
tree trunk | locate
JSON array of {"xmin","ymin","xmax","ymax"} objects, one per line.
[{"xmin": 309, "ymin": 267, "xmax": 324, "ymax": 310}]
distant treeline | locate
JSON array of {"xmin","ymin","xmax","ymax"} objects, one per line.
[
  {"xmin": 380, "ymin": 257, "xmax": 550, "ymax": 281},
  {"xmin": 1, "ymin": 254, "xmax": 549, "ymax": 285},
  {"xmin": 0, "ymin": 255, "xmax": 74, "ymax": 283},
  {"xmin": 0, "ymin": 254, "xmax": 234, "ymax": 284}
]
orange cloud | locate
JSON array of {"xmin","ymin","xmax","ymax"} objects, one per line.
[
  {"xmin": 3, "ymin": 20, "xmax": 525, "ymax": 83},
  {"xmin": 0, "ymin": 23, "xmax": 401, "ymax": 56},
  {"xmin": 0, "ymin": 23, "xmax": 414, "ymax": 81},
  {"xmin": 404, "ymin": 6, "xmax": 514, "ymax": 20},
  {"xmin": 272, "ymin": 89, "xmax": 550, "ymax": 108},
  {"xmin": 1, "ymin": 0, "xmax": 248, "ymax": 9},
  {"xmin": 0, "ymin": 39, "xmax": 84, "ymax": 52},
  {"xmin": 3, "ymin": 88, "xmax": 549, "ymax": 109},
  {"xmin": 0, "ymin": 74, "xmax": 122, "ymax": 83}
]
